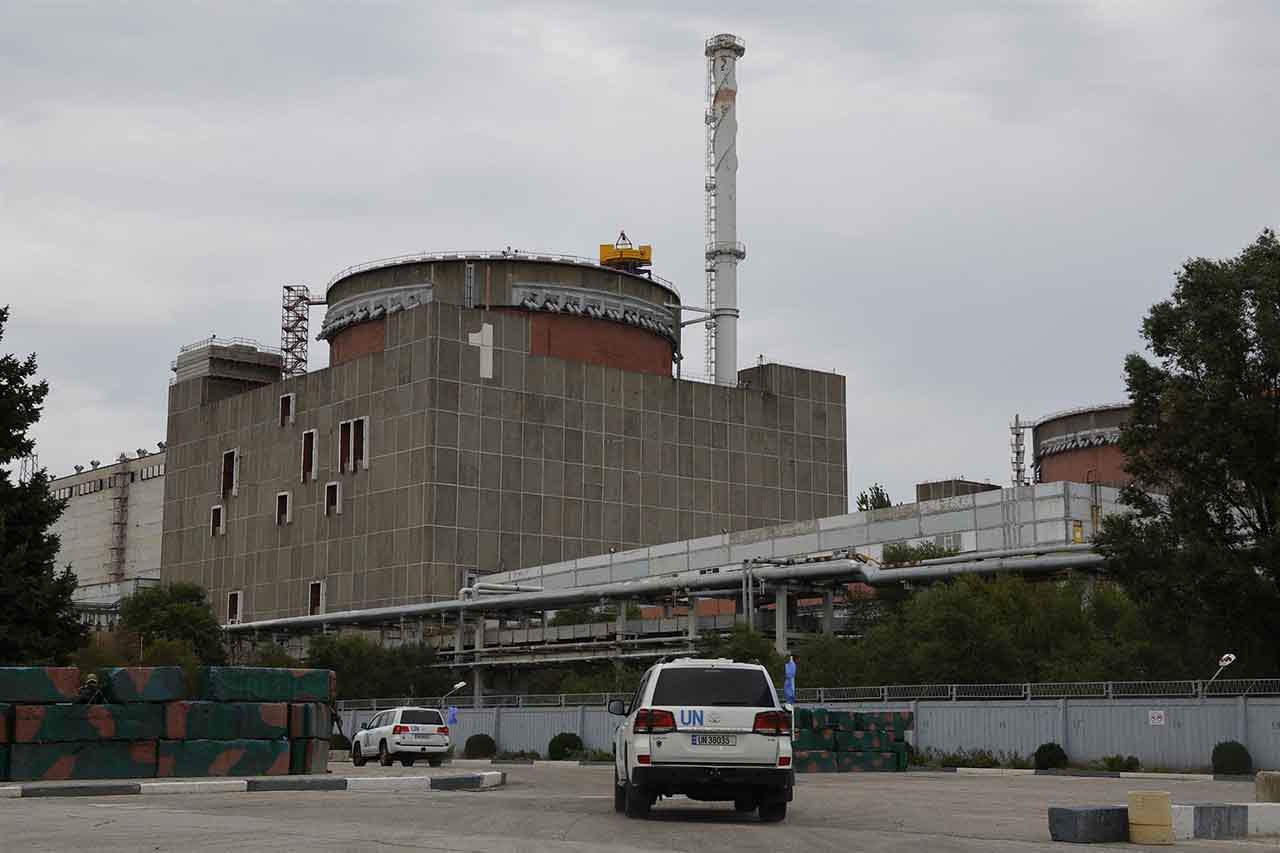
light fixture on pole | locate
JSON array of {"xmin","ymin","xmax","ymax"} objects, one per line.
[
  {"xmin": 442, "ymin": 680, "xmax": 467, "ymax": 702},
  {"xmin": 1207, "ymin": 653, "xmax": 1236, "ymax": 688}
]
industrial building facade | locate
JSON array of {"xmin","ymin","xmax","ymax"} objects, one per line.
[
  {"xmin": 161, "ymin": 253, "xmax": 848, "ymax": 624},
  {"xmin": 47, "ymin": 451, "xmax": 167, "ymax": 627}
]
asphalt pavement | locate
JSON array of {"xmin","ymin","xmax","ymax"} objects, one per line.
[{"xmin": 0, "ymin": 765, "xmax": 1270, "ymax": 852}]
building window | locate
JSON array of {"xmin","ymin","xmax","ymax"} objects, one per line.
[
  {"xmin": 324, "ymin": 481, "xmax": 341, "ymax": 516},
  {"xmin": 353, "ymin": 417, "xmax": 366, "ymax": 470},
  {"xmin": 301, "ymin": 430, "xmax": 317, "ymax": 483},
  {"xmin": 221, "ymin": 449, "xmax": 239, "ymax": 498},
  {"xmin": 210, "ymin": 505, "xmax": 225, "ymax": 536},
  {"xmin": 339, "ymin": 421, "xmax": 351, "ymax": 472},
  {"xmin": 338, "ymin": 417, "xmax": 369, "ymax": 473},
  {"xmin": 227, "ymin": 590, "xmax": 241, "ymax": 625},
  {"xmin": 279, "ymin": 393, "xmax": 295, "ymax": 427},
  {"xmin": 464, "ymin": 262, "xmax": 476, "ymax": 309},
  {"xmin": 276, "ymin": 492, "xmax": 292, "ymax": 526},
  {"xmin": 308, "ymin": 580, "xmax": 325, "ymax": 616}
]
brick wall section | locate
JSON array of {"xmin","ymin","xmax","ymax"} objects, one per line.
[
  {"xmin": 162, "ymin": 302, "xmax": 848, "ymax": 623},
  {"xmin": 527, "ymin": 312, "xmax": 673, "ymax": 376},
  {"xmin": 329, "ymin": 317, "xmax": 387, "ymax": 367}
]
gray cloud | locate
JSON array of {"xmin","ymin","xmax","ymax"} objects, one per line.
[{"xmin": 3, "ymin": 1, "xmax": 1278, "ymax": 504}]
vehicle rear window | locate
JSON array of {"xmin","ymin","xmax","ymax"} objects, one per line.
[
  {"xmin": 650, "ymin": 668, "xmax": 775, "ymax": 707},
  {"xmin": 401, "ymin": 710, "xmax": 443, "ymax": 725}
]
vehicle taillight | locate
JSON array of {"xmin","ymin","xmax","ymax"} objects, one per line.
[
  {"xmin": 752, "ymin": 711, "xmax": 791, "ymax": 737},
  {"xmin": 392, "ymin": 725, "xmax": 410, "ymax": 735},
  {"xmin": 633, "ymin": 709, "xmax": 676, "ymax": 734},
  {"xmin": 437, "ymin": 726, "xmax": 449, "ymax": 735}
]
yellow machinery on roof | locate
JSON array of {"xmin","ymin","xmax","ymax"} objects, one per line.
[{"xmin": 599, "ymin": 231, "xmax": 652, "ymax": 272}]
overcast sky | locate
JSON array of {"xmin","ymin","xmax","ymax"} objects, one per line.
[{"xmin": 4, "ymin": 1, "xmax": 1278, "ymax": 505}]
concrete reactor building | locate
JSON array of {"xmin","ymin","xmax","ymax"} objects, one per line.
[
  {"xmin": 1031, "ymin": 403, "xmax": 1132, "ymax": 488},
  {"xmin": 160, "ymin": 251, "xmax": 847, "ymax": 625}
]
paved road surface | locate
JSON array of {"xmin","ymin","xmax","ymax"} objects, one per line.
[{"xmin": 0, "ymin": 766, "xmax": 1270, "ymax": 851}]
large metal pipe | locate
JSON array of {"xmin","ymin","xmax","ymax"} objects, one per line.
[{"xmin": 226, "ymin": 547, "xmax": 1102, "ymax": 633}]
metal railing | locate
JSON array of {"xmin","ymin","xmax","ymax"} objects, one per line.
[
  {"xmin": 176, "ymin": 335, "xmax": 280, "ymax": 355},
  {"xmin": 335, "ymin": 678, "xmax": 1280, "ymax": 711},
  {"xmin": 324, "ymin": 249, "xmax": 681, "ymax": 299}
]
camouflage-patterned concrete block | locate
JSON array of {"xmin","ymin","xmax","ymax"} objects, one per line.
[
  {"xmin": 837, "ymin": 750, "xmax": 898, "ymax": 772},
  {"xmin": 827, "ymin": 710, "xmax": 855, "ymax": 731},
  {"xmin": 99, "ymin": 667, "xmax": 187, "ymax": 703},
  {"xmin": 14, "ymin": 704, "xmax": 164, "ymax": 743},
  {"xmin": 792, "ymin": 728, "xmax": 834, "ymax": 751},
  {"xmin": 792, "ymin": 707, "xmax": 813, "ymax": 730},
  {"xmin": 8, "ymin": 741, "xmax": 158, "ymax": 781},
  {"xmin": 0, "ymin": 703, "xmax": 11, "ymax": 744},
  {"xmin": 288, "ymin": 703, "xmax": 331, "ymax": 739},
  {"xmin": 793, "ymin": 749, "xmax": 838, "ymax": 773},
  {"xmin": 289, "ymin": 739, "xmax": 330, "ymax": 774},
  {"xmin": 0, "ymin": 744, "xmax": 7, "ymax": 780},
  {"xmin": 0, "ymin": 668, "xmax": 80, "ymax": 703},
  {"xmin": 164, "ymin": 702, "xmax": 288, "ymax": 740},
  {"xmin": 156, "ymin": 739, "xmax": 290, "ymax": 778},
  {"xmin": 195, "ymin": 668, "xmax": 336, "ymax": 703},
  {"xmin": 809, "ymin": 708, "xmax": 830, "ymax": 730},
  {"xmin": 835, "ymin": 730, "xmax": 888, "ymax": 752},
  {"xmin": 854, "ymin": 711, "xmax": 914, "ymax": 734}
]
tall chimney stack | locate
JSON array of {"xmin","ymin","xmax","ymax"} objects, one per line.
[{"xmin": 704, "ymin": 33, "xmax": 746, "ymax": 386}]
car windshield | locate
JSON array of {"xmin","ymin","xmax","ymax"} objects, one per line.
[
  {"xmin": 650, "ymin": 667, "xmax": 775, "ymax": 707},
  {"xmin": 401, "ymin": 710, "xmax": 443, "ymax": 725}
]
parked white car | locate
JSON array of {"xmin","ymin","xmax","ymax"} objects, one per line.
[
  {"xmin": 609, "ymin": 658, "xmax": 794, "ymax": 821},
  {"xmin": 352, "ymin": 707, "xmax": 451, "ymax": 767}
]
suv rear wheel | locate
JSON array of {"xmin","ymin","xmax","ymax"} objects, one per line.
[
  {"xmin": 613, "ymin": 770, "xmax": 625, "ymax": 813},
  {"xmin": 378, "ymin": 741, "xmax": 394, "ymax": 767},
  {"xmin": 758, "ymin": 802, "xmax": 787, "ymax": 823},
  {"xmin": 623, "ymin": 780, "xmax": 650, "ymax": 818}
]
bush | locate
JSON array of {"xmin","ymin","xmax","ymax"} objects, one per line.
[
  {"xmin": 1211, "ymin": 741, "xmax": 1252, "ymax": 775},
  {"xmin": 1101, "ymin": 754, "xmax": 1143, "ymax": 772},
  {"xmin": 464, "ymin": 733, "xmax": 497, "ymax": 759},
  {"xmin": 1034, "ymin": 742, "xmax": 1069, "ymax": 770},
  {"xmin": 496, "ymin": 750, "xmax": 540, "ymax": 761},
  {"xmin": 547, "ymin": 732, "xmax": 584, "ymax": 761},
  {"xmin": 331, "ymin": 733, "xmax": 351, "ymax": 750}
]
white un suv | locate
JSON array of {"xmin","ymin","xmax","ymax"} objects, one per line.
[
  {"xmin": 352, "ymin": 707, "xmax": 451, "ymax": 767},
  {"xmin": 609, "ymin": 658, "xmax": 794, "ymax": 822}
]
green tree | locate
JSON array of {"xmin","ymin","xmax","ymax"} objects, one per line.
[
  {"xmin": 1098, "ymin": 230, "xmax": 1280, "ymax": 674},
  {"xmin": 856, "ymin": 483, "xmax": 893, "ymax": 511},
  {"xmin": 789, "ymin": 576, "xmax": 1185, "ymax": 688},
  {"xmin": 0, "ymin": 306, "xmax": 86, "ymax": 663},
  {"xmin": 305, "ymin": 634, "xmax": 453, "ymax": 700},
  {"xmin": 697, "ymin": 625, "xmax": 783, "ymax": 684},
  {"xmin": 118, "ymin": 582, "xmax": 226, "ymax": 665},
  {"xmin": 881, "ymin": 541, "xmax": 958, "ymax": 565}
]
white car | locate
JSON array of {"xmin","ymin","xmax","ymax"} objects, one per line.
[
  {"xmin": 608, "ymin": 658, "xmax": 794, "ymax": 822},
  {"xmin": 352, "ymin": 707, "xmax": 451, "ymax": 767}
]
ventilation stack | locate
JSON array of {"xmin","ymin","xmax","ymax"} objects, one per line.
[{"xmin": 704, "ymin": 33, "xmax": 747, "ymax": 386}]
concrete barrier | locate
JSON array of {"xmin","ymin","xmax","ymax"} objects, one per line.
[
  {"xmin": 1127, "ymin": 790, "xmax": 1174, "ymax": 845},
  {"xmin": 1259, "ymin": 771, "xmax": 1280, "ymax": 803},
  {"xmin": 1047, "ymin": 805, "xmax": 1128, "ymax": 843}
]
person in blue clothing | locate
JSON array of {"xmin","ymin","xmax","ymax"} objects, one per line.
[{"xmin": 783, "ymin": 653, "xmax": 798, "ymax": 705}]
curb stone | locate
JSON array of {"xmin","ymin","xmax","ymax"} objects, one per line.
[{"xmin": 5, "ymin": 772, "xmax": 506, "ymax": 799}]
